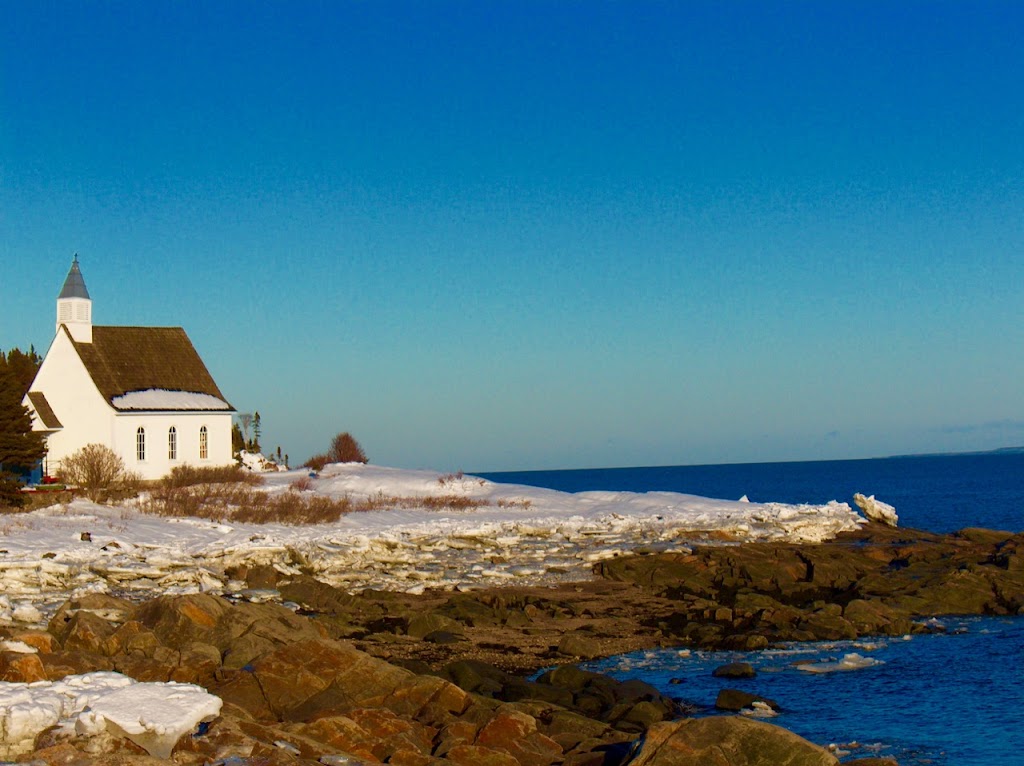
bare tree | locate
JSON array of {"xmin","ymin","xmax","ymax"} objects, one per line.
[{"xmin": 236, "ymin": 413, "xmax": 253, "ymax": 446}]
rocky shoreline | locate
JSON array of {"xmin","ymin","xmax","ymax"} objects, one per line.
[{"xmin": 1, "ymin": 522, "xmax": 1021, "ymax": 765}]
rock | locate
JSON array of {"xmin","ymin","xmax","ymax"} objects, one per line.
[
  {"xmin": 715, "ymin": 689, "xmax": 779, "ymax": 713},
  {"xmin": 407, "ymin": 612, "xmax": 463, "ymax": 639},
  {"xmin": 131, "ymin": 593, "xmax": 232, "ymax": 649},
  {"xmin": 0, "ymin": 650, "xmax": 46, "ymax": 682},
  {"xmin": 853, "ymin": 494, "xmax": 898, "ymax": 527},
  {"xmin": 627, "ymin": 716, "xmax": 838, "ymax": 765},
  {"xmin": 423, "ymin": 630, "xmax": 464, "ymax": 644},
  {"xmin": 557, "ymin": 633, "xmax": 604, "ymax": 659},
  {"xmin": 712, "ymin": 662, "xmax": 757, "ymax": 679}
]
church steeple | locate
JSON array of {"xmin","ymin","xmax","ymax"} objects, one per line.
[{"xmin": 56, "ymin": 255, "xmax": 93, "ymax": 342}]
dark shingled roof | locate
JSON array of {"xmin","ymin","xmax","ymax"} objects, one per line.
[
  {"xmin": 58, "ymin": 256, "xmax": 91, "ymax": 300},
  {"xmin": 69, "ymin": 326, "xmax": 233, "ymax": 411},
  {"xmin": 27, "ymin": 392, "xmax": 63, "ymax": 429}
]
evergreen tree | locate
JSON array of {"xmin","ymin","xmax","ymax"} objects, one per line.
[
  {"xmin": 1, "ymin": 347, "xmax": 41, "ymax": 394},
  {"xmin": 252, "ymin": 411, "xmax": 261, "ymax": 452},
  {"xmin": 0, "ymin": 364, "xmax": 47, "ymax": 507},
  {"xmin": 231, "ymin": 423, "xmax": 245, "ymax": 456}
]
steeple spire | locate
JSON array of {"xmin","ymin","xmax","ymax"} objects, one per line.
[
  {"xmin": 58, "ymin": 254, "xmax": 91, "ymax": 300},
  {"xmin": 56, "ymin": 255, "xmax": 93, "ymax": 342}
]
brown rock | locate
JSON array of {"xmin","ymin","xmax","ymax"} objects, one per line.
[
  {"xmin": 712, "ymin": 662, "xmax": 757, "ymax": 679},
  {"xmin": 715, "ymin": 689, "xmax": 779, "ymax": 713},
  {"xmin": 39, "ymin": 650, "xmax": 114, "ymax": 680},
  {"xmin": 445, "ymin": 743, "xmax": 522, "ymax": 766},
  {"xmin": 557, "ymin": 632, "xmax": 604, "ymax": 659},
  {"xmin": 627, "ymin": 717, "xmax": 837, "ymax": 766},
  {"xmin": 131, "ymin": 593, "xmax": 232, "ymax": 648},
  {"xmin": 9, "ymin": 630, "xmax": 58, "ymax": 654},
  {"xmin": 101, "ymin": 621, "xmax": 161, "ymax": 657},
  {"xmin": 0, "ymin": 650, "xmax": 46, "ymax": 682},
  {"xmin": 58, "ymin": 610, "xmax": 118, "ymax": 653},
  {"xmin": 47, "ymin": 593, "xmax": 134, "ymax": 643}
]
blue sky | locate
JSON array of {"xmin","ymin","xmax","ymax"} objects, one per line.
[{"xmin": 2, "ymin": 2, "xmax": 1023, "ymax": 471}]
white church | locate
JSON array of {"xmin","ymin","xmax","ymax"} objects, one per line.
[{"xmin": 24, "ymin": 258, "xmax": 236, "ymax": 481}]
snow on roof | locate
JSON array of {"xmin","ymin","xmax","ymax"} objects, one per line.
[
  {"xmin": 0, "ymin": 672, "xmax": 221, "ymax": 759},
  {"xmin": 110, "ymin": 389, "xmax": 232, "ymax": 411}
]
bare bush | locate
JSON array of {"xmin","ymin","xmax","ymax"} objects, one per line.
[
  {"xmin": 139, "ymin": 483, "xmax": 353, "ymax": 525},
  {"xmin": 303, "ymin": 453, "xmax": 331, "ymax": 472},
  {"xmin": 58, "ymin": 444, "xmax": 141, "ymax": 503},
  {"xmin": 304, "ymin": 432, "xmax": 368, "ymax": 470},
  {"xmin": 329, "ymin": 432, "xmax": 367, "ymax": 464},
  {"xmin": 161, "ymin": 464, "xmax": 264, "ymax": 490},
  {"xmin": 289, "ymin": 475, "xmax": 314, "ymax": 492}
]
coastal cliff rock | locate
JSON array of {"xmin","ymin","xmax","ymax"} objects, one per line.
[
  {"xmin": 596, "ymin": 525, "xmax": 1024, "ymax": 648},
  {"xmin": 0, "ymin": 592, "xmax": 864, "ymax": 765},
  {"xmin": 626, "ymin": 717, "xmax": 838, "ymax": 765}
]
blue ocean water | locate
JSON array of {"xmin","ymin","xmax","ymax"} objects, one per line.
[
  {"xmin": 481, "ymin": 452, "xmax": 1024, "ymax": 534},
  {"xmin": 485, "ymin": 454, "xmax": 1024, "ymax": 765}
]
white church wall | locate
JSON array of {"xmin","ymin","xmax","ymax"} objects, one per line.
[
  {"xmin": 113, "ymin": 411, "xmax": 234, "ymax": 481},
  {"xmin": 27, "ymin": 329, "xmax": 115, "ymax": 476}
]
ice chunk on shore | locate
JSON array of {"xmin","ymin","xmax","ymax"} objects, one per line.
[
  {"xmin": 853, "ymin": 493, "xmax": 898, "ymax": 527},
  {"xmin": 0, "ymin": 672, "xmax": 220, "ymax": 759}
]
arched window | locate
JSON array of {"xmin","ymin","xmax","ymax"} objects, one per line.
[
  {"xmin": 199, "ymin": 426, "xmax": 208, "ymax": 460},
  {"xmin": 168, "ymin": 426, "xmax": 177, "ymax": 460},
  {"xmin": 136, "ymin": 427, "xmax": 146, "ymax": 461}
]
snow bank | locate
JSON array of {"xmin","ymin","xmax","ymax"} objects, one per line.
[
  {"xmin": 0, "ymin": 672, "xmax": 221, "ymax": 758},
  {"xmin": 0, "ymin": 463, "xmax": 870, "ymax": 619}
]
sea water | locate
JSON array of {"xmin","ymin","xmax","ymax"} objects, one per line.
[{"xmin": 484, "ymin": 453, "xmax": 1024, "ymax": 765}]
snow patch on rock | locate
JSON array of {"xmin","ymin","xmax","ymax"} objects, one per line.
[{"xmin": 0, "ymin": 672, "xmax": 220, "ymax": 759}]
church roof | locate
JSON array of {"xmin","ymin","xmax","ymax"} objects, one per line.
[
  {"xmin": 58, "ymin": 256, "xmax": 91, "ymax": 300},
  {"xmin": 68, "ymin": 326, "xmax": 234, "ymax": 412},
  {"xmin": 26, "ymin": 392, "xmax": 63, "ymax": 429}
]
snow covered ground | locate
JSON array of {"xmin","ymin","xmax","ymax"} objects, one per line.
[
  {"xmin": 0, "ymin": 462, "xmax": 872, "ymax": 758},
  {"xmin": 1, "ymin": 463, "xmax": 867, "ymax": 626}
]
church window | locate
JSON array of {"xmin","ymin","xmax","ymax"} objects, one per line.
[
  {"xmin": 199, "ymin": 426, "xmax": 208, "ymax": 460},
  {"xmin": 168, "ymin": 426, "xmax": 177, "ymax": 460},
  {"xmin": 136, "ymin": 427, "xmax": 146, "ymax": 461}
]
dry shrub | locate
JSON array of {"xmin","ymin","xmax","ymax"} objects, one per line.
[
  {"xmin": 303, "ymin": 432, "xmax": 368, "ymax": 471},
  {"xmin": 415, "ymin": 495, "xmax": 485, "ymax": 511},
  {"xmin": 437, "ymin": 471, "xmax": 464, "ymax": 486},
  {"xmin": 289, "ymin": 475, "xmax": 314, "ymax": 492},
  {"xmin": 496, "ymin": 498, "xmax": 533, "ymax": 510},
  {"xmin": 303, "ymin": 453, "xmax": 331, "ymax": 472},
  {"xmin": 58, "ymin": 444, "xmax": 141, "ymax": 503},
  {"xmin": 140, "ymin": 483, "xmax": 352, "ymax": 525},
  {"xmin": 329, "ymin": 432, "xmax": 367, "ymax": 464},
  {"xmin": 162, "ymin": 464, "xmax": 264, "ymax": 490}
]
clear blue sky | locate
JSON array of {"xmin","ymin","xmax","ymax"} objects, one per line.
[{"xmin": 2, "ymin": 2, "xmax": 1022, "ymax": 471}]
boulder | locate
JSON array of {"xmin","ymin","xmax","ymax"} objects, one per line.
[
  {"xmin": 712, "ymin": 662, "xmax": 756, "ymax": 679},
  {"xmin": 627, "ymin": 716, "xmax": 838, "ymax": 765},
  {"xmin": 0, "ymin": 650, "xmax": 46, "ymax": 682},
  {"xmin": 407, "ymin": 612, "xmax": 463, "ymax": 639},
  {"xmin": 715, "ymin": 689, "xmax": 779, "ymax": 713},
  {"xmin": 557, "ymin": 633, "xmax": 604, "ymax": 659}
]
